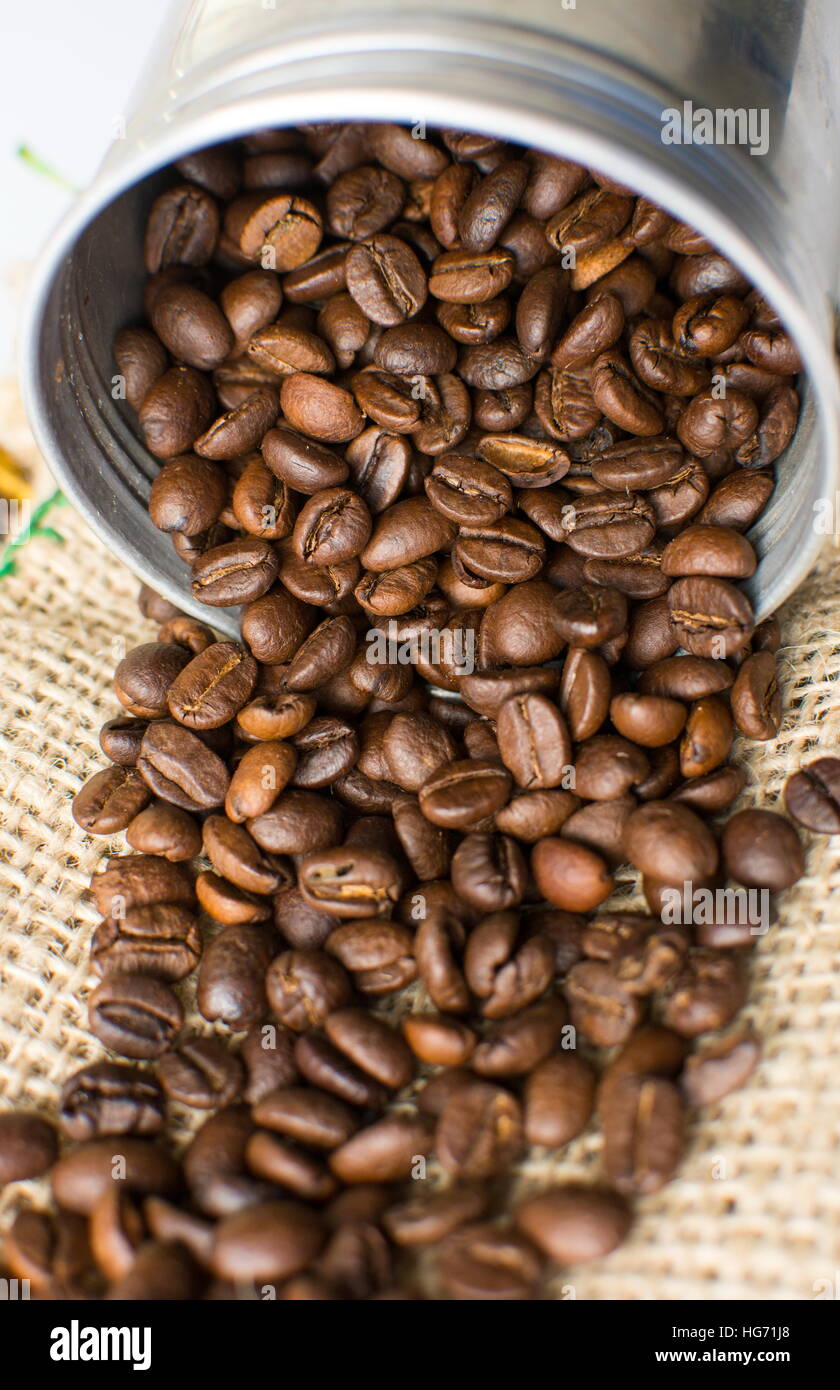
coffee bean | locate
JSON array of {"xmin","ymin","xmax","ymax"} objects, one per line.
[
  {"xmin": 58, "ymin": 1063, "xmax": 165, "ymax": 1142},
  {"xmin": 72, "ymin": 766, "xmax": 152, "ymax": 835},
  {"xmin": 731, "ymin": 652, "xmax": 781, "ymax": 739},
  {"xmin": 532, "ymin": 838, "xmax": 613, "ymax": 912},
  {"xmin": 191, "ymin": 538, "xmax": 279, "ymax": 607},
  {"xmin": 114, "ymin": 642, "xmax": 193, "ymax": 719},
  {"xmin": 623, "ymin": 801, "xmax": 719, "ymax": 883},
  {"xmin": 515, "ymin": 1186, "xmax": 632, "ymax": 1263},
  {"xmin": 662, "ymin": 950, "xmax": 747, "ymax": 1036},
  {"xmin": 419, "ymin": 760, "xmax": 512, "ymax": 830},
  {"xmin": 197, "ymin": 923, "xmax": 276, "ymax": 1029},
  {"xmin": 722, "ymin": 808, "xmax": 804, "ymax": 889},
  {"xmin": 157, "ymin": 1034, "xmax": 244, "ymax": 1108},
  {"xmin": 51, "ymin": 1139, "xmax": 179, "ymax": 1216},
  {"xmin": 785, "ymin": 757, "xmax": 840, "ymax": 833},
  {"xmin": 329, "ymin": 1115, "xmax": 433, "ymax": 1183},
  {"xmin": 89, "ymin": 974, "xmax": 182, "ymax": 1060},
  {"xmin": 137, "ymin": 720, "xmax": 230, "ymax": 810},
  {"xmin": 472, "ymin": 997, "xmax": 568, "ymax": 1077},
  {"xmin": 298, "ymin": 846, "xmax": 403, "ymax": 918},
  {"xmin": 166, "ymin": 641, "xmax": 257, "ymax": 729},
  {"xmin": 437, "ymin": 1221, "xmax": 542, "ymax": 1300},
  {"xmin": 523, "ymin": 1053, "xmax": 595, "ymax": 1147},
  {"xmin": 0, "ymin": 1112, "xmax": 58, "ymax": 1186},
  {"xmin": 126, "ymin": 801, "xmax": 202, "ymax": 861},
  {"xmin": 681, "ymin": 1027, "xmax": 761, "ymax": 1107},
  {"xmin": 601, "ymin": 1075, "xmax": 684, "ymax": 1196},
  {"xmin": 212, "ymin": 1200, "xmax": 324, "ymax": 1283},
  {"xmin": 436, "ymin": 1080, "xmax": 523, "ymax": 1179},
  {"xmin": 90, "ymin": 903, "xmax": 201, "ymax": 981},
  {"xmin": 89, "ymin": 854, "xmax": 195, "ymax": 918}
]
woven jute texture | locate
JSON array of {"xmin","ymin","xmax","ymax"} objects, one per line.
[{"xmin": 1, "ymin": 464, "xmax": 839, "ymax": 1299}]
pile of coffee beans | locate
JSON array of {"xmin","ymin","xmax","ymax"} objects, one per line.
[{"xmin": 1, "ymin": 121, "xmax": 834, "ymax": 1300}]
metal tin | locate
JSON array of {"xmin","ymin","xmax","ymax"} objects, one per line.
[{"xmin": 21, "ymin": 0, "xmax": 840, "ymax": 636}]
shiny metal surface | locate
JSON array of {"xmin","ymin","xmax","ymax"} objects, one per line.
[{"xmin": 21, "ymin": 0, "xmax": 840, "ymax": 634}]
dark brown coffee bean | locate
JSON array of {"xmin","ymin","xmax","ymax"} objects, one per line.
[
  {"xmin": 292, "ymin": 488, "xmax": 372, "ymax": 567},
  {"xmin": 240, "ymin": 1025, "xmax": 299, "ymax": 1104},
  {"xmin": 730, "ymin": 652, "xmax": 781, "ymax": 739},
  {"xmin": 90, "ymin": 903, "xmax": 201, "ymax": 981},
  {"xmin": 563, "ymin": 961, "xmax": 643, "ymax": 1047},
  {"xmin": 472, "ymin": 998, "xmax": 568, "ymax": 1077},
  {"xmin": 361, "ymin": 496, "xmax": 456, "ymax": 571},
  {"xmin": 495, "ymin": 694, "xmax": 572, "ymax": 790},
  {"xmin": 191, "ymin": 538, "xmax": 279, "ymax": 607},
  {"xmin": 523, "ymin": 1053, "xmax": 595, "ymax": 1147},
  {"xmin": 0, "ymin": 1112, "xmax": 58, "ymax": 1186},
  {"xmin": 114, "ymin": 642, "xmax": 193, "ymax": 720},
  {"xmin": 58, "ymin": 1063, "xmax": 165, "ymax": 1142},
  {"xmin": 516, "ymin": 1185, "xmax": 632, "ymax": 1263},
  {"xmin": 212, "ymin": 1200, "xmax": 324, "ymax": 1283},
  {"xmin": 601, "ymin": 1075, "xmax": 684, "ymax": 1196},
  {"xmin": 681, "ymin": 1027, "xmax": 761, "ymax": 1107},
  {"xmin": 437, "ymin": 1221, "xmax": 542, "ymax": 1301},
  {"xmin": 137, "ymin": 720, "xmax": 229, "ymax": 811},
  {"xmin": 139, "ymin": 365, "xmax": 216, "ymax": 458},
  {"xmin": 401, "ymin": 1014, "xmax": 476, "ymax": 1067},
  {"xmin": 72, "ymin": 766, "xmax": 152, "ymax": 835},
  {"xmin": 51, "ymin": 1139, "xmax": 179, "ymax": 1216},
  {"xmin": 99, "ymin": 715, "xmax": 150, "ymax": 767},
  {"xmin": 668, "ymin": 576, "xmax": 754, "ymax": 658},
  {"xmin": 344, "ymin": 234, "xmax": 427, "ymax": 325},
  {"xmin": 166, "ymin": 642, "xmax": 257, "ymax": 730},
  {"xmin": 662, "ymin": 950, "xmax": 747, "ymax": 1036},
  {"xmin": 324, "ymin": 1007, "xmax": 414, "ymax": 1090},
  {"xmin": 156, "ymin": 1034, "xmax": 243, "ymax": 1109},
  {"xmin": 329, "ymin": 1115, "xmax": 433, "ymax": 1183},
  {"xmin": 114, "ymin": 325, "xmax": 168, "ymax": 410},
  {"xmin": 553, "ymin": 584, "xmax": 628, "ymax": 649},
  {"xmin": 698, "ymin": 468, "xmax": 774, "ymax": 530},
  {"xmin": 248, "ymin": 789, "xmax": 342, "ymax": 855},
  {"xmin": 89, "ymin": 974, "xmax": 182, "ymax": 1060},
  {"xmin": 532, "ymin": 838, "xmax": 613, "ymax": 912},
  {"xmin": 265, "ymin": 949, "xmax": 352, "ymax": 1030},
  {"xmin": 298, "ymin": 846, "xmax": 403, "ymax": 918},
  {"xmin": 610, "ymin": 693, "xmax": 686, "ymax": 748},
  {"xmin": 573, "ymin": 735, "xmax": 649, "ymax": 800},
  {"xmin": 89, "ymin": 854, "xmax": 195, "ymax": 918},
  {"xmin": 253, "ymin": 1086, "xmax": 358, "ymax": 1150},
  {"xmin": 784, "ymin": 757, "xmax": 840, "ymax": 833},
  {"xmin": 419, "ymin": 760, "xmax": 512, "ymax": 830},
  {"xmin": 384, "ymin": 1187, "xmax": 486, "ymax": 1248},
  {"xmin": 280, "ymin": 372, "xmax": 364, "ymax": 443},
  {"xmin": 638, "ymin": 654, "xmax": 734, "ymax": 700},
  {"xmin": 436, "ymin": 1081, "xmax": 523, "ymax": 1179},
  {"xmin": 623, "ymin": 800, "xmax": 718, "ymax": 883},
  {"xmin": 197, "ymin": 923, "xmax": 276, "ymax": 1029},
  {"xmin": 722, "ymin": 809, "xmax": 805, "ymax": 889}
]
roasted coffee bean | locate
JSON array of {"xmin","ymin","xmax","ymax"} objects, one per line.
[
  {"xmin": 564, "ymin": 961, "xmax": 643, "ymax": 1047},
  {"xmin": 197, "ymin": 923, "xmax": 276, "ymax": 1029},
  {"xmin": 72, "ymin": 766, "xmax": 152, "ymax": 835},
  {"xmin": 89, "ymin": 854, "xmax": 195, "ymax": 917},
  {"xmin": 451, "ymin": 835, "xmax": 528, "ymax": 918},
  {"xmin": 212, "ymin": 1200, "xmax": 324, "ymax": 1283},
  {"xmin": 401, "ymin": 1014, "xmax": 477, "ymax": 1067},
  {"xmin": 515, "ymin": 1186, "xmax": 632, "ymax": 1263},
  {"xmin": 292, "ymin": 488, "xmax": 372, "ymax": 566},
  {"xmin": 329, "ymin": 1114, "xmax": 433, "ymax": 1183},
  {"xmin": 638, "ymin": 654, "xmax": 734, "ymax": 700},
  {"xmin": 240, "ymin": 1025, "xmax": 299, "ymax": 1104},
  {"xmin": 523, "ymin": 1053, "xmax": 595, "ymax": 1148},
  {"xmin": 574, "ymin": 734, "xmax": 649, "ymax": 801},
  {"xmin": 722, "ymin": 808, "xmax": 805, "ymax": 889},
  {"xmin": 324, "ymin": 1008, "xmax": 414, "ymax": 1090},
  {"xmin": 610, "ymin": 693, "xmax": 686, "ymax": 748},
  {"xmin": 345, "ymin": 234, "xmax": 427, "ymax": 325},
  {"xmin": 382, "ymin": 713, "xmax": 457, "ymax": 791},
  {"xmin": 99, "ymin": 715, "xmax": 150, "ymax": 767},
  {"xmin": 114, "ymin": 642, "xmax": 193, "ymax": 720},
  {"xmin": 730, "ymin": 652, "xmax": 781, "ymax": 739},
  {"xmin": 472, "ymin": 997, "xmax": 568, "ymax": 1077},
  {"xmin": 90, "ymin": 903, "xmax": 202, "ymax": 981},
  {"xmin": 785, "ymin": 757, "xmax": 840, "ymax": 833},
  {"xmin": 88, "ymin": 974, "xmax": 183, "ymax": 1060},
  {"xmin": 295, "ymin": 1031, "xmax": 387, "ymax": 1110},
  {"xmin": 51, "ymin": 1139, "xmax": 179, "ymax": 1216},
  {"xmin": 698, "ymin": 468, "xmax": 774, "ymax": 530},
  {"xmin": 181, "ymin": 1105, "xmax": 270, "ymax": 1217},
  {"xmin": 253, "ymin": 1086, "xmax": 358, "ymax": 1150},
  {"xmin": 265, "ymin": 949, "xmax": 353, "ymax": 1030},
  {"xmin": 679, "ymin": 694, "xmax": 733, "ymax": 778},
  {"xmin": 298, "ymin": 846, "xmax": 403, "ymax": 918},
  {"xmin": 623, "ymin": 800, "xmax": 718, "ymax": 883},
  {"xmin": 191, "ymin": 539, "xmax": 279, "ymax": 607},
  {"xmin": 436, "ymin": 1080, "xmax": 524, "ymax": 1179},
  {"xmin": 166, "ymin": 641, "xmax": 257, "ymax": 729},
  {"xmin": 157, "ymin": 1034, "xmax": 244, "ymax": 1108},
  {"xmin": 662, "ymin": 950, "xmax": 747, "ymax": 1036},
  {"xmin": 139, "ymin": 365, "xmax": 216, "ymax": 458},
  {"xmin": 553, "ymin": 584, "xmax": 628, "ymax": 648},
  {"xmin": 224, "ymin": 741, "xmax": 298, "ymax": 822},
  {"xmin": 144, "ymin": 183, "xmax": 219, "ymax": 272},
  {"xmin": 0, "ymin": 1112, "xmax": 58, "ymax": 1186},
  {"xmin": 532, "ymin": 837, "xmax": 613, "ymax": 912},
  {"xmin": 419, "ymin": 760, "xmax": 512, "ymax": 830},
  {"xmin": 681, "ymin": 1027, "xmax": 761, "ymax": 1107},
  {"xmin": 137, "ymin": 720, "xmax": 230, "ymax": 811},
  {"xmin": 661, "ymin": 523, "xmax": 756, "ymax": 579},
  {"xmin": 248, "ymin": 789, "xmax": 343, "ymax": 854},
  {"xmin": 437, "ymin": 1221, "xmax": 542, "ymax": 1301},
  {"xmin": 285, "ymin": 616, "xmax": 357, "ymax": 692},
  {"xmin": 462, "ymin": 909, "xmax": 553, "ymax": 1016},
  {"xmin": 668, "ymin": 576, "xmax": 754, "ymax": 657},
  {"xmin": 58, "ymin": 1063, "xmax": 165, "ymax": 1142},
  {"xmin": 601, "ymin": 1075, "xmax": 684, "ymax": 1196}
]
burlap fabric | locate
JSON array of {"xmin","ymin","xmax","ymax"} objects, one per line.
[{"xmin": 1, "ymin": 427, "xmax": 839, "ymax": 1299}]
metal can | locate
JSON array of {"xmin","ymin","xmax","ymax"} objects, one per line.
[{"xmin": 21, "ymin": 0, "xmax": 840, "ymax": 633}]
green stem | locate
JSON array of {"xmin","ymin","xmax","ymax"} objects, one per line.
[
  {"xmin": 0, "ymin": 490, "xmax": 68, "ymax": 579},
  {"xmin": 16, "ymin": 144, "xmax": 78, "ymax": 193}
]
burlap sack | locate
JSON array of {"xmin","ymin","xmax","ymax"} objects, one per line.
[{"xmin": 1, "ymin": 427, "xmax": 839, "ymax": 1299}]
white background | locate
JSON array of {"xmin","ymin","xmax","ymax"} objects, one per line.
[{"xmin": 0, "ymin": 0, "xmax": 171, "ymax": 372}]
